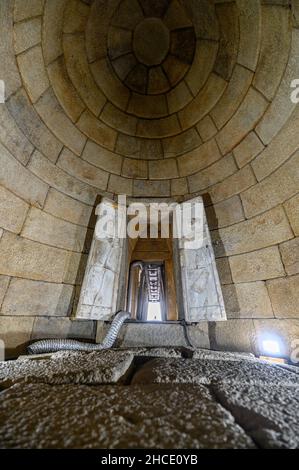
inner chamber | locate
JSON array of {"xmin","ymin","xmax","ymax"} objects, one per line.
[{"xmin": 127, "ymin": 226, "xmax": 177, "ymax": 322}]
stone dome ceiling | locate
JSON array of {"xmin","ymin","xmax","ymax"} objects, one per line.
[{"xmin": 1, "ymin": 0, "xmax": 299, "ymax": 200}]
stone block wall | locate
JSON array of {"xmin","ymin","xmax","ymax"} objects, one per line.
[{"xmin": 0, "ymin": 0, "xmax": 298, "ymax": 357}]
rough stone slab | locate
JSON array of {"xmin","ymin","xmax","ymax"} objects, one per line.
[
  {"xmin": 31, "ymin": 317, "xmax": 95, "ymax": 342},
  {"xmin": 212, "ymin": 206, "xmax": 293, "ymax": 257},
  {"xmin": 1, "ymin": 278, "xmax": 74, "ymax": 318},
  {"xmin": 132, "ymin": 357, "xmax": 299, "ymax": 387},
  {"xmin": 0, "ymin": 382, "xmax": 255, "ymax": 449},
  {"xmin": 0, "ymin": 232, "xmax": 70, "ymax": 284},
  {"xmin": 0, "ymin": 142, "xmax": 48, "ymax": 209},
  {"xmin": 28, "ymin": 151, "xmax": 98, "ymax": 206},
  {"xmin": 0, "ymin": 105, "xmax": 34, "ymax": 165},
  {"xmin": 57, "ymin": 148, "xmax": 109, "ymax": 191},
  {"xmin": 0, "ymin": 0, "xmax": 22, "ymax": 97},
  {"xmin": 6, "ymin": 89, "xmax": 63, "ymax": 163},
  {"xmin": 229, "ymin": 246, "xmax": 285, "ymax": 283},
  {"xmin": 21, "ymin": 207, "xmax": 90, "ymax": 253},
  {"xmin": 35, "ymin": 88, "xmax": 87, "ymax": 156},
  {"xmin": 241, "ymin": 150, "xmax": 299, "ymax": 218},
  {"xmin": 213, "ymin": 382, "xmax": 299, "ymax": 448},
  {"xmin": 14, "ymin": 0, "xmax": 44, "ymax": 22},
  {"xmin": 223, "ymin": 282, "xmax": 274, "ymax": 319},
  {"xmin": 0, "ymin": 185, "xmax": 29, "ymax": 234},
  {"xmin": 0, "ymin": 350, "xmax": 134, "ymax": 389},
  {"xmin": 47, "ymin": 57, "xmax": 85, "ymax": 122},
  {"xmin": 266, "ymin": 275, "xmax": 299, "ymax": 318},
  {"xmin": 0, "ymin": 275, "xmax": 10, "ymax": 307},
  {"xmin": 14, "ymin": 17, "xmax": 41, "ymax": 54},
  {"xmin": 44, "ymin": 189, "xmax": 93, "ymax": 228},
  {"xmin": 253, "ymin": 4, "xmax": 290, "ymax": 101},
  {"xmin": 279, "ymin": 237, "xmax": 299, "ymax": 275},
  {"xmin": 216, "ymin": 88, "xmax": 268, "ymax": 156},
  {"xmin": 0, "ymin": 316, "xmax": 34, "ymax": 358},
  {"xmin": 17, "ymin": 46, "xmax": 50, "ymax": 104},
  {"xmin": 233, "ymin": 132, "xmax": 264, "ymax": 169},
  {"xmin": 284, "ymin": 194, "xmax": 299, "ymax": 236}
]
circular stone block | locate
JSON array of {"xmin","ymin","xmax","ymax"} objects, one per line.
[{"xmin": 133, "ymin": 18, "xmax": 170, "ymax": 66}]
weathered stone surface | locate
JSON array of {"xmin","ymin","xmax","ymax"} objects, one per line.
[
  {"xmin": 35, "ymin": 88, "xmax": 87, "ymax": 156},
  {"xmin": 1, "ymin": 279, "xmax": 74, "ymax": 318},
  {"xmin": 0, "ymin": 186, "xmax": 29, "ymax": 233},
  {"xmin": 0, "ymin": 382, "xmax": 254, "ymax": 449},
  {"xmin": 57, "ymin": 148, "xmax": 109, "ymax": 191},
  {"xmin": 212, "ymin": 206, "xmax": 293, "ymax": 257},
  {"xmin": 0, "ymin": 316, "xmax": 34, "ymax": 358},
  {"xmin": 47, "ymin": 57, "xmax": 85, "ymax": 123},
  {"xmin": 7, "ymin": 89, "xmax": 63, "ymax": 162},
  {"xmin": 254, "ymin": 105, "xmax": 299, "ymax": 180},
  {"xmin": 133, "ymin": 180, "xmax": 171, "ymax": 197},
  {"xmin": 196, "ymin": 116, "xmax": 217, "ymax": 142},
  {"xmin": 42, "ymin": 0, "xmax": 66, "ymax": 65},
  {"xmin": 212, "ymin": 319, "xmax": 256, "ymax": 353},
  {"xmin": 77, "ymin": 110, "xmax": 117, "ymax": 151},
  {"xmin": 122, "ymin": 158, "xmax": 148, "ymax": 179},
  {"xmin": 132, "ymin": 357, "xmax": 298, "ymax": 386},
  {"xmin": 63, "ymin": 34, "xmax": 106, "ymax": 116},
  {"xmin": 237, "ymin": 0, "xmax": 261, "ymax": 70},
  {"xmin": 284, "ymin": 194, "xmax": 299, "ymax": 236},
  {"xmin": 0, "ymin": 275, "xmax": 10, "ymax": 308},
  {"xmin": 178, "ymin": 139, "xmax": 221, "ymax": 177},
  {"xmin": 205, "ymin": 196, "xmax": 244, "ymax": 230},
  {"xmin": 241, "ymin": 150, "xmax": 299, "ymax": 218},
  {"xmin": 63, "ymin": 0, "xmax": 89, "ymax": 34},
  {"xmin": 0, "ymin": 143, "xmax": 48, "ymax": 208},
  {"xmin": 216, "ymin": 88, "xmax": 268, "ymax": 155},
  {"xmin": 229, "ymin": 246, "xmax": 285, "ymax": 282},
  {"xmin": 0, "ymin": 0, "xmax": 22, "ymax": 97},
  {"xmin": 253, "ymin": 5, "xmax": 290, "ymax": 101},
  {"xmin": 82, "ymin": 140, "xmax": 122, "ymax": 175},
  {"xmin": 14, "ymin": 0, "xmax": 44, "ymax": 22},
  {"xmin": 214, "ymin": 2, "xmax": 239, "ymax": 80},
  {"xmin": 0, "ymin": 232, "xmax": 69, "ymax": 283},
  {"xmin": 214, "ymin": 382, "xmax": 299, "ymax": 449},
  {"xmin": 210, "ymin": 65, "xmax": 253, "ymax": 130},
  {"xmin": 44, "ymin": 189, "xmax": 93, "ymax": 228},
  {"xmin": 255, "ymin": 29, "xmax": 299, "ymax": 145},
  {"xmin": 209, "ymin": 165, "xmax": 256, "ymax": 204},
  {"xmin": 28, "ymin": 151, "xmax": 98, "ymax": 205},
  {"xmin": 31, "ymin": 317, "xmax": 96, "ymax": 342},
  {"xmin": 216, "ymin": 258, "xmax": 232, "ymax": 285},
  {"xmin": 137, "ymin": 115, "xmax": 181, "ymax": 139},
  {"xmin": 148, "ymin": 159, "xmax": 178, "ymax": 180},
  {"xmin": 185, "ymin": 40, "xmax": 218, "ymax": 96},
  {"xmin": 267, "ymin": 275, "xmax": 299, "ymax": 318},
  {"xmin": 233, "ymin": 132, "xmax": 264, "ymax": 169},
  {"xmin": 279, "ymin": 237, "xmax": 299, "ymax": 275},
  {"xmin": 108, "ymin": 174, "xmax": 133, "ymax": 196},
  {"xmin": 115, "ymin": 324, "xmax": 189, "ymax": 348},
  {"xmin": 0, "ymin": 105, "xmax": 34, "ymax": 165},
  {"xmin": 188, "ymin": 154, "xmax": 237, "ymax": 193},
  {"xmin": 0, "ymin": 350, "xmax": 133, "ymax": 388},
  {"xmin": 21, "ymin": 207, "xmax": 89, "ymax": 253},
  {"xmin": 17, "ymin": 46, "xmax": 49, "ymax": 103},
  {"xmin": 179, "ymin": 74, "xmax": 227, "ymax": 130},
  {"xmin": 222, "ymin": 282, "xmax": 273, "ymax": 319},
  {"xmin": 14, "ymin": 17, "xmax": 41, "ymax": 54},
  {"xmin": 171, "ymin": 177, "xmax": 188, "ymax": 196},
  {"xmin": 167, "ymin": 82, "xmax": 193, "ymax": 114}
]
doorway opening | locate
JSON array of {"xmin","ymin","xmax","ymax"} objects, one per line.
[{"xmin": 126, "ymin": 227, "xmax": 178, "ymax": 322}]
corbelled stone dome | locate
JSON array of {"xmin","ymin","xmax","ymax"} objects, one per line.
[{"xmin": 0, "ymin": 0, "xmax": 298, "ymax": 358}]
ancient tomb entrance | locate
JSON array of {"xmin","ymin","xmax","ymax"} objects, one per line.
[{"xmin": 76, "ymin": 197, "xmax": 226, "ymax": 325}]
